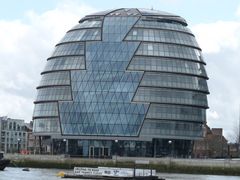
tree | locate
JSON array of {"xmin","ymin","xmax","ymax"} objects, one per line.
[
  {"xmin": 229, "ymin": 118, "xmax": 240, "ymax": 157},
  {"xmin": 231, "ymin": 119, "xmax": 240, "ymax": 144}
]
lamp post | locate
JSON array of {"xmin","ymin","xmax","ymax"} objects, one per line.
[
  {"xmin": 168, "ymin": 140, "xmax": 172, "ymax": 166},
  {"xmin": 17, "ymin": 138, "xmax": 21, "ymax": 154},
  {"xmin": 168, "ymin": 140, "xmax": 172, "ymax": 157},
  {"xmin": 63, "ymin": 139, "xmax": 66, "ymax": 154},
  {"xmin": 114, "ymin": 140, "xmax": 118, "ymax": 164}
]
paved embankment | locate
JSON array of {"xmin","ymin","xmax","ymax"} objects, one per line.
[{"xmin": 5, "ymin": 154, "xmax": 240, "ymax": 176}]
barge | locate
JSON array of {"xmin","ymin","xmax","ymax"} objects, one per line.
[{"xmin": 58, "ymin": 167, "xmax": 165, "ymax": 180}]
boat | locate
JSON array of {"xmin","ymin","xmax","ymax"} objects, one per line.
[
  {"xmin": 0, "ymin": 159, "xmax": 10, "ymax": 171},
  {"xmin": 0, "ymin": 152, "xmax": 10, "ymax": 171},
  {"xmin": 62, "ymin": 174, "xmax": 161, "ymax": 179},
  {"xmin": 58, "ymin": 167, "xmax": 165, "ymax": 180}
]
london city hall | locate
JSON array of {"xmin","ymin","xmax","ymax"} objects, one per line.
[{"xmin": 33, "ymin": 8, "xmax": 209, "ymax": 157}]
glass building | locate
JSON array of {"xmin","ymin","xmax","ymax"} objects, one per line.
[{"xmin": 33, "ymin": 8, "xmax": 209, "ymax": 157}]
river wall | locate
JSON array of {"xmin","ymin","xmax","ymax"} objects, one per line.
[{"xmin": 5, "ymin": 154, "xmax": 240, "ymax": 176}]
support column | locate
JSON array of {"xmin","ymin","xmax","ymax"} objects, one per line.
[
  {"xmin": 39, "ymin": 136, "xmax": 42, "ymax": 154},
  {"xmin": 152, "ymin": 139, "xmax": 156, "ymax": 157},
  {"xmin": 51, "ymin": 138, "xmax": 54, "ymax": 155},
  {"xmin": 66, "ymin": 139, "xmax": 69, "ymax": 154}
]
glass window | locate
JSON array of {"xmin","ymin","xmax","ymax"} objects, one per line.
[
  {"xmin": 33, "ymin": 102, "xmax": 59, "ymax": 117},
  {"xmin": 60, "ymin": 29, "xmax": 101, "ymax": 43},
  {"xmin": 133, "ymin": 87, "xmax": 208, "ymax": 107},
  {"xmin": 51, "ymin": 42, "xmax": 84, "ymax": 57},
  {"xmin": 136, "ymin": 42, "xmax": 204, "ymax": 62},
  {"xmin": 125, "ymin": 28, "xmax": 199, "ymax": 48},
  {"xmin": 43, "ymin": 56, "xmax": 85, "ymax": 72},
  {"xmin": 133, "ymin": 30, "xmax": 137, "ymax": 36},
  {"xmin": 128, "ymin": 56, "xmax": 207, "ymax": 78},
  {"xmin": 59, "ymin": 100, "xmax": 149, "ymax": 136},
  {"xmin": 39, "ymin": 71, "xmax": 70, "ymax": 87},
  {"xmin": 140, "ymin": 72, "xmax": 208, "ymax": 92},
  {"xmin": 140, "ymin": 119, "xmax": 203, "ymax": 138},
  {"xmin": 102, "ymin": 17, "xmax": 139, "ymax": 42},
  {"xmin": 36, "ymin": 86, "xmax": 72, "ymax": 102},
  {"xmin": 147, "ymin": 104, "xmax": 206, "ymax": 122},
  {"xmin": 70, "ymin": 20, "xmax": 102, "ymax": 30},
  {"xmin": 33, "ymin": 118, "xmax": 60, "ymax": 133},
  {"xmin": 135, "ymin": 19, "xmax": 192, "ymax": 34},
  {"xmin": 147, "ymin": 44, "xmax": 153, "ymax": 51}
]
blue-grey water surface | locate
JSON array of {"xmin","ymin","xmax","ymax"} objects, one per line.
[{"xmin": 1, "ymin": 167, "xmax": 240, "ymax": 180}]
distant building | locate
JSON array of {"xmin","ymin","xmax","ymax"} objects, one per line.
[
  {"xmin": 192, "ymin": 125, "xmax": 228, "ymax": 158},
  {"xmin": 25, "ymin": 121, "xmax": 40, "ymax": 154},
  {"xmin": 228, "ymin": 143, "xmax": 240, "ymax": 158},
  {"xmin": 0, "ymin": 116, "xmax": 28, "ymax": 153}
]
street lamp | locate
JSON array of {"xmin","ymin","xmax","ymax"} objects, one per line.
[
  {"xmin": 17, "ymin": 138, "xmax": 21, "ymax": 153},
  {"xmin": 115, "ymin": 140, "xmax": 118, "ymax": 153},
  {"xmin": 168, "ymin": 140, "xmax": 173, "ymax": 166},
  {"xmin": 63, "ymin": 139, "xmax": 66, "ymax": 154},
  {"xmin": 168, "ymin": 140, "xmax": 172, "ymax": 157},
  {"xmin": 114, "ymin": 140, "xmax": 118, "ymax": 164}
]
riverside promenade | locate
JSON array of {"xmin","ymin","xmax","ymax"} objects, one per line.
[{"xmin": 5, "ymin": 154, "xmax": 240, "ymax": 175}]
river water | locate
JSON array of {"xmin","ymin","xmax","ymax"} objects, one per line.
[{"xmin": 0, "ymin": 167, "xmax": 239, "ymax": 180}]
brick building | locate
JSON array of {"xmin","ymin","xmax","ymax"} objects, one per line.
[{"xmin": 192, "ymin": 125, "xmax": 228, "ymax": 158}]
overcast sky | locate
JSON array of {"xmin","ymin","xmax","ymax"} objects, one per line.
[{"xmin": 0, "ymin": 0, "xmax": 240, "ymax": 141}]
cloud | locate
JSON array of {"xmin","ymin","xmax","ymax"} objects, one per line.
[
  {"xmin": 192, "ymin": 21, "xmax": 240, "ymax": 54},
  {"xmin": 191, "ymin": 16, "xmax": 240, "ymax": 141},
  {"xmin": 0, "ymin": 0, "xmax": 97, "ymax": 121},
  {"xmin": 236, "ymin": 4, "xmax": 240, "ymax": 17},
  {"xmin": 207, "ymin": 110, "xmax": 219, "ymax": 120},
  {"xmin": 0, "ymin": 90, "xmax": 33, "ymax": 120},
  {"xmin": 0, "ymin": 20, "xmax": 29, "ymax": 53},
  {"xmin": 158, "ymin": 0, "xmax": 182, "ymax": 5}
]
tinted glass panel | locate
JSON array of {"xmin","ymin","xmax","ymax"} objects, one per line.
[
  {"xmin": 136, "ymin": 42, "xmax": 204, "ymax": 62},
  {"xmin": 133, "ymin": 87, "xmax": 208, "ymax": 107},
  {"xmin": 51, "ymin": 42, "xmax": 84, "ymax": 57},
  {"xmin": 33, "ymin": 102, "xmax": 58, "ymax": 117},
  {"xmin": 147, "ymin": 104, "xmax": 205, "ymax": 122},
  {"xmin": 126, "ymin": 28, "xmax": 198, "ymax": 47},
  {"xmin": 60, "ymin": 29, "xmax": 101, "ymax": 43},
  {"xmin": 71, "ymin": 20, "xmax": 102, "ymax": 30},
  {"xmin": 39, "ymin": 71, "xmax": 70, "ymax": 86},
  {"xmin": 141, "ymin": 119, "xmax": 203, "ymax": 138},
  {"xmin": 59, "ymin": 42, "xmax": 149, "ymax": 136},
  {"xmin": 33, "ymin": 118, "xmax": 60, "ymax": 133},
  {"xmin": 36, "ymin": 86, "xmax": 72, "ymax": 102},
  {"xmin": 128, "ymin": 56, "xmax": 207, "ymax": 77},
  {"xmin": 103, "ymin": 17, "xmax": 139, "ymax": 42},
  {"xmin": 43, "ymin": 56, "xmax": 85, "ymax": 72},
  {"xmin": 141, "ymin": 72, "xmax": 208, "ymax": 92},
  {"xmin": 135, "ymin": 20, "xmax": 192, "ymax": 34}
]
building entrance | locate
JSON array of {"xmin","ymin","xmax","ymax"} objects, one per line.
[{"xmin": 89, "ymin": 146, "xmax": 110, "ymax": 158}]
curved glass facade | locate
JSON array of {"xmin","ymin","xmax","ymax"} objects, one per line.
[{"xmin": 33, "ymin": 8, "xmax": 208, "ymax": 157}]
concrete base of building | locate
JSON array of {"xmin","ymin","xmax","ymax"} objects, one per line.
[{"xmin": 38, "ymin": 137, "xmax": 193, "ymax": 158}]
